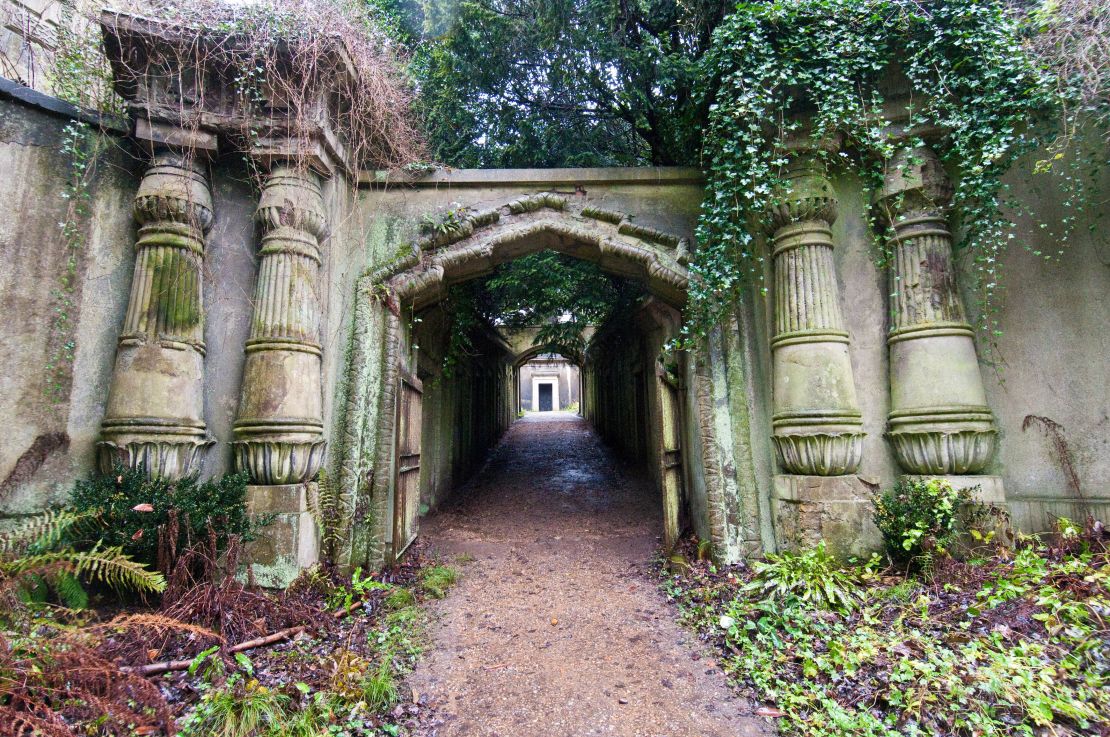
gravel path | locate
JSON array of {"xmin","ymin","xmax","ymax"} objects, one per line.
[{"xmin": 408, "ymin": 413, "xmax": 772, "ymax": 737}]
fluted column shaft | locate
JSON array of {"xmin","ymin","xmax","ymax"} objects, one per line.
[
  {"xmin": 878, "ymin": 146, "xmax": 996, "ymax": 474},
  {"xmin": 767, "ymin": 154, "xmax": 865, "ymax": 475},
  {"xmin": 233, "ymin": 166, "xmax": 328, "ymax": 484},
  {"xmin": 98, "ymin": 152, "xmax": 214, "ymax": 478}
]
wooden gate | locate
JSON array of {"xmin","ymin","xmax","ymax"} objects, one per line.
[
  {"xmin": 392, "ymin": 370, "xmax": 423, "ymax": 561},
  {"xmin": 657, "ymin": 364, "xmax": 685, "ymax": 551}
]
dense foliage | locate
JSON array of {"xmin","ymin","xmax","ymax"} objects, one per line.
[
  {"xmin": 691, "ymin": 0, "xmax": 1062, "ymax": 341},
  {"xmin": 664, "ymin": 524, "xmax": 1110, "ymax": 736},
  {"xmin": 69, "ymin": 467, "xmax": 255, "ymax": 572},
  {"xmin": 404, "ymin": 0, "xmax": 728, "ymax": 167},
  {"xmin": 873, "ymin": 477, "xmax": 975, "ymax": 565}
]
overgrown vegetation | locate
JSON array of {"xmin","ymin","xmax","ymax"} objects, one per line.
[
  {"xmin": 873, "ymin": 477, "xmax": 975, "ymax": 566},
  {"xmin": 664, "ymin": 521, "xmax": 1110, "ymax": 736},
  {"xmin": 691, "ymin": 0, "xmax": 1082, "ymax": 344},
  {"xmin": 1, "ymin": 537, "xmax": 457, "ymax": 736},
  {"xmin": 69, "ymin": 466, "xmax": 256, "ymax": 572}
]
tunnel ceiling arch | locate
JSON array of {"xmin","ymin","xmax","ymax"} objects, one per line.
[
  {"xmin": 365, "ymin": 193, "xmax": 691, "ymax": 311},
  {"xmin": 513, "ymin": 343, "xmax": 584, "ymax": 368}
]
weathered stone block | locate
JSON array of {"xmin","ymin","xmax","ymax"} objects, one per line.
[
  {"xmin": 772, "ymin": 474, "xmax": 882, "ymax": 559},
  {"xmin": 244, "ymin": 483, "xmax": 320, "ymax": 588}
]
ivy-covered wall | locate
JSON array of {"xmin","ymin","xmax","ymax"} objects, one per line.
[{"xmin": 1, "ymin": 84, "xmax": 1107, "ymax": 559}]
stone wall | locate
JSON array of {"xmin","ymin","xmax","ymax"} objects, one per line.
[{"xmin": 2, "ymin": 80, "xmax": 1108, "ymax": 565}]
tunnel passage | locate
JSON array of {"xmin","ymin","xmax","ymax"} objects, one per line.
[
  {"xmin": 406, "ymin": 273, "xmax": 687, "ymax": 553},
  {"xmin": 335, "ymin": 195, "xmax": 696, "ymax": 568}
]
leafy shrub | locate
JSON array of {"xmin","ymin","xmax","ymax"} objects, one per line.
[
  {"xmin": 873, "ymin": 477, "xmax": 973, "ymax": 564},
  {"xmin": 69, "ymin": 466, "xmax": 255, "ymax": 570},
  {"xmin": 744, "ymin": 542, "xmax": 868, "ymax": 613}
]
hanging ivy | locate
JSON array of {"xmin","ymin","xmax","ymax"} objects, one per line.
[{"xmin": 688, "ymin": 0, "xmax": 1064, "ymax": 345}]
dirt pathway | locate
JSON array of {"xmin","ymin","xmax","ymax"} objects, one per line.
[{"xmin": 408, "ymin": 413, "xmax": 771, "ymax": 737}]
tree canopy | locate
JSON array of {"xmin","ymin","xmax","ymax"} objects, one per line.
[{"xmin": 388, "ymin": 0, "xmax": 728, "ymax": 167}]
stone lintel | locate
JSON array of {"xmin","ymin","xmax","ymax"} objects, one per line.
[
  {"xmin": 361, "ymin": 166, "xmax": 704, "ymax": 189},
  {"xmin": 772, "ymin": 474, "xmax": 882, "ymax": 559},
  {"xmin": 244, "ymin": 483, "xmax": 320, "ymax": 589},
  {"xmin": 134, "ymin": 118, "xmax": 218, "ymax": 157}
]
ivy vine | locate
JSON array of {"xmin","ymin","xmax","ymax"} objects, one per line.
[
  {"xmin": 45, "ymin": 122, "xmax": 103, "ymax": 406},
  {"xmin": 689, "ymin": 0, "xmax": 1070, "ymax": 346}
]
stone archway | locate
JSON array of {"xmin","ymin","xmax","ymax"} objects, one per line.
[{"xmin": 331, "ymin": 194, "xmax": 696, "ymax": 568}]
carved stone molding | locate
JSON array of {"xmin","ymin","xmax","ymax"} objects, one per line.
[
  {"xmin": 233, "ymin": 165, "xmax": 329, "ymax": 485},
  {"xmin": 98, "ymin": 436, "xmax": 213, "ymax": 479},
  {"xmin": 877, "ymin": 146, "xmax": 998, "ymax": 475},
  {"xmin": 772, "ymin": 432, "xmax": 866, "ymax": 477},
  {"xmin": 767, "ymin": 153, "xmax": 865, "ymax": 476},
  {"xmin": 888, "ymin": 429, "xmax": 997, "ymax": 475},
  {"xmin": 234, "ymin": 438, "xmax": 328, "ymax": 487},
  {"xmin": 98, "ymin": 152, "xmax": 214, "ymax": 479}
]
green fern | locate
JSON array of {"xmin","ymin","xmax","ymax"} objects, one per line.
[
  {"xmin": 2, "ymin": 510, "xmax": 166, "ymax": 613},
  {"xmin": 6, "ymin": 544, "xmax": 166, "ymax": 594},
  {"xmin": 53, "ymin": 570, "xmax": 89, "ymax": 609},
  {"xmin": 0, "ymin": 509, "xmax": 88, "ymax": 555}
]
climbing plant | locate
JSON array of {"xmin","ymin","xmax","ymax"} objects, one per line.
[
  {"xmin": 44, "ymin": 122, "xmax": 104, "ymax": 406},
  {"xmin": 688, "ymin": 0, "xmax": 1071, "ymax": 346}
]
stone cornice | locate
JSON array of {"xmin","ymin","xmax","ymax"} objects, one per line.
[
  {"xmin": 100, "ymin": 9, "xmax": 358, "ymax": 176},
  {"xmin": 361, "ymin": 166, "xmax": 705, "ymax": 189}
]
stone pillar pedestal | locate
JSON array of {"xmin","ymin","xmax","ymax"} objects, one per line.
[
  {"xmin": 233, "ymin": 166, "xmax": 328, "ymax": 484},
  {"xmin": 878, "ymin": 146, "xmax": 997, "ymax": 474},
  {"xmin": 767, "ymin": 150, "xmax": 865, "ymax": 475},
  {"xmin": 244, "ymin": 483, "xmax": 320, "ymax": 588},
  {"xmin": 98, "ymin": 151, "xmax": 215, "ymax": 478},
  {"xmin": 773, "ymin": 475, "xmax": 882, "ymax": 559}
]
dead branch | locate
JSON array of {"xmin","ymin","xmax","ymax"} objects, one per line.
[{"xmin": 121, "ymin": 625, "xmax": 306, "ymax": 676}]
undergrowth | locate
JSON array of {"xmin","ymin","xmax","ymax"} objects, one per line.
[
  {"xmin": 1, "ymin": 543, "xmax": 457, "ymax": 736},
  {"xmin": 663, "ymin": 521, "xmax": 1110, "ymax": 737}
]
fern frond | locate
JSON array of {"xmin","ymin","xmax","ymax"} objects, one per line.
[
  {"xmin": 0, "ymin": 509, "xmax": 87, "ymax": 557},
  {"xmin": 6, "ymin": 547, "xmax": 166, "ymax": 594},
  {"xmin": 90, "ymin": 613, "xmax": 224, "ymax": 642},
  {"xmin": 52, "ymin": 570, "xmax": 89, "ymax": 610},
  {"xmin": 74, "ymin": 545, "xmax": 167, "ymax": 594}
]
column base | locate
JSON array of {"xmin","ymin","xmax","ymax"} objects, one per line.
[
  {"xmin": 96, "ymin": 434, "xmax": 213, "ymax": 479},
  {"xmin": 243, "ymin": 483, "xmax": 320, "ymax": 589},
  {"xmin": 232, "ymin": 436, "xmax": 326, "ymax": 485},
  {"xmin": 772, "ymin": 474, "xmax": 882, "ymax": 559}
]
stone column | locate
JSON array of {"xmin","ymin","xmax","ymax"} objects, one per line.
[
  {"xmin": 877, "ymin": 146, "xmax": 997, "ymax": 474},
  {"xmin": 767, "ymin": 152, "xmax": 865, "ymax": 476},
  {"xmin": 98, "ymin": 152, "xmax": 214, "ymax": 478},
  {"xmin": 232, "ymin": 165, "xmax": 328, "ymax": 484}
]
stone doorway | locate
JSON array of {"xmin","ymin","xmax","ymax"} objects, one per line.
[
  {"xmin": 536, "ymin": 381, "xmax": 554, "ymax": 411},
  {"xmin": 334, "ymin": 193, "xmax": 696, "ymax": 569}
]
